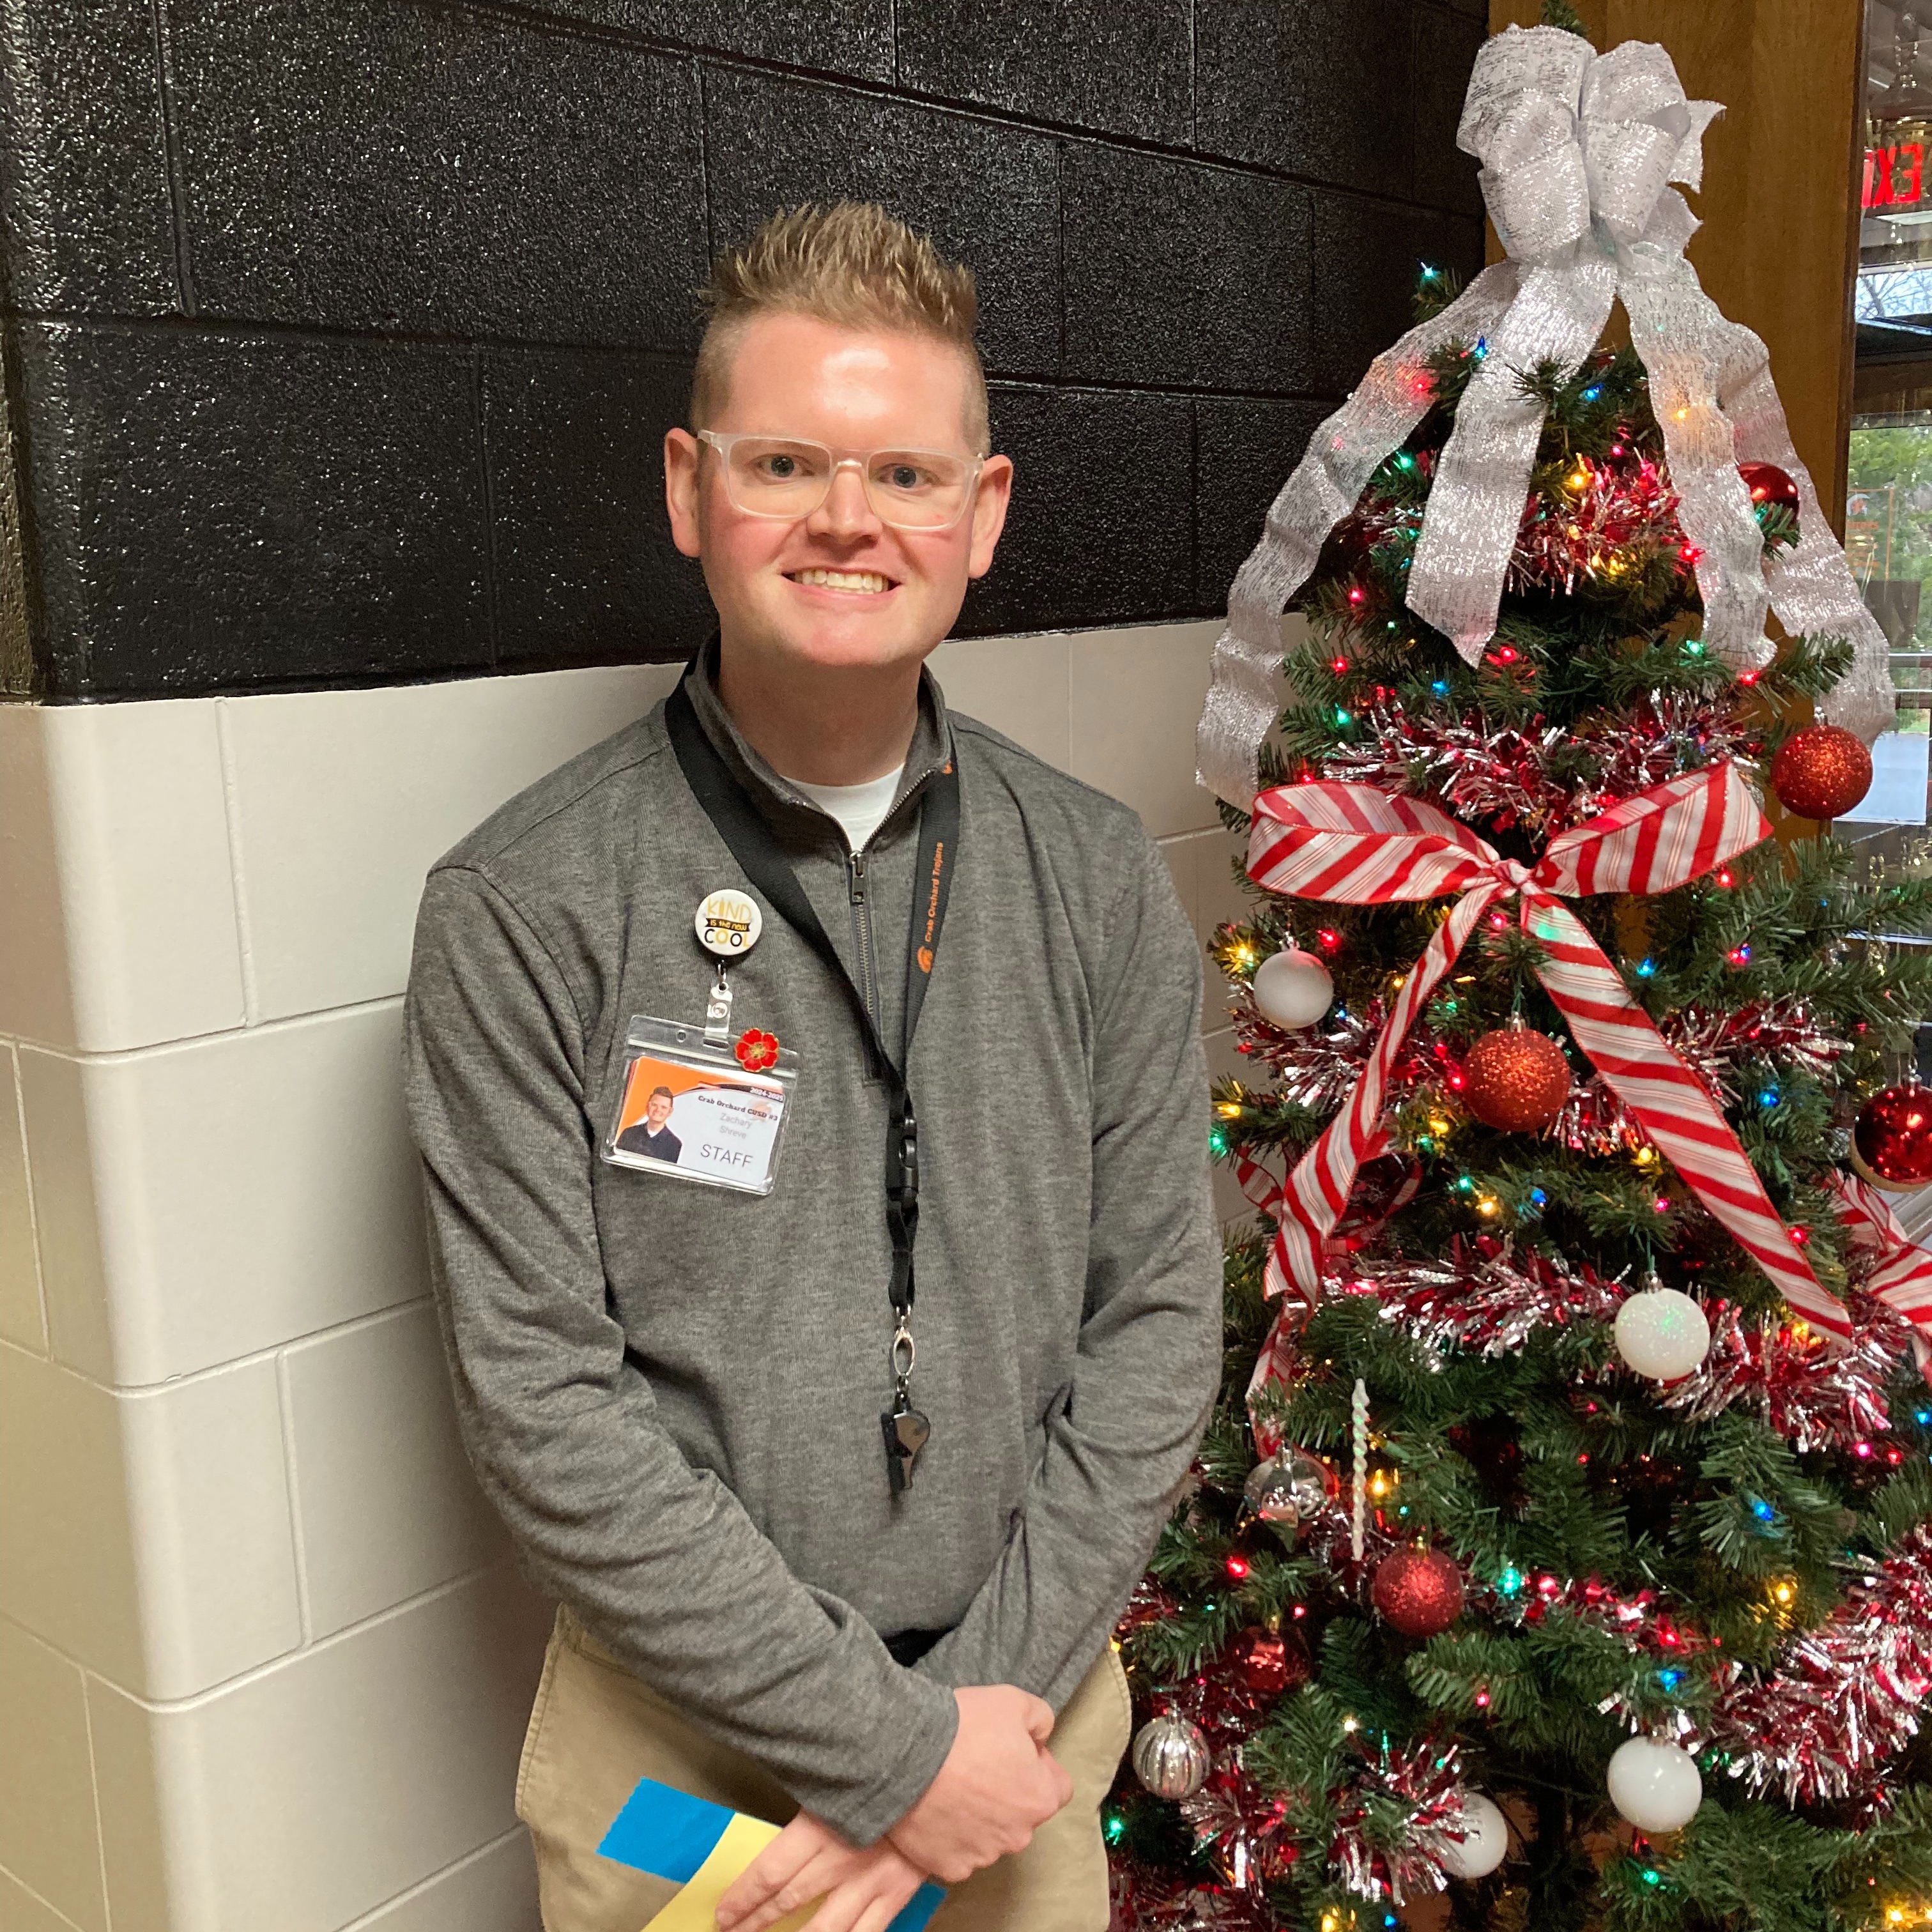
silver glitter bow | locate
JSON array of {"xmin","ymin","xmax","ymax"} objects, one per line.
[{"xmin": 1197, "ymin": 24, "xmax": 1894, "ymax": 808}]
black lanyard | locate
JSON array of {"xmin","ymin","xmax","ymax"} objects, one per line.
[{"xmin": 664, "ymin": 678, "xmax": 959, "ymax": 1490}]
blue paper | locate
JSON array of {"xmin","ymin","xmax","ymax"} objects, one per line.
[
  {"xmin": 597, "ymin": 1777, "xmax": 731, "ymax": 1883},
  {"xmin": 599, "ymin": 1777, "xmax": 948, "ymax": 1931},
  {"xmin": 894, "ymin": 1881, "xmax": 947, "ymax": 1931}
]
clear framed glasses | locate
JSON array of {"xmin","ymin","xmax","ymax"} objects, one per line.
[{"xmin": 696, "ymin": 431, "xmax": 983, "ymax": 531}]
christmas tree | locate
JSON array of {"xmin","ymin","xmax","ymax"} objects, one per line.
[{"xmin": 1107, "ymin": 17, "xmax": 1932, "ymax": 1932}]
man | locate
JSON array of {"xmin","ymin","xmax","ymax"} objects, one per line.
[
  {"xmin": 403, "ymin": 202, "xmax": 1220, "ymax": 1932},
  {"xmin": 615, "ymin": 1085, "xmax": 683, "ymax": 1163}
]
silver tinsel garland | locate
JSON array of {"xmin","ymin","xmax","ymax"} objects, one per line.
[
  {"xmin": 1698, "ymin": 1524, "xmax": 1932, "ymax": 1804},
  {"xmin": 1233, "ymin": 981, "xmax": 1847, "ymax": 1156},
  {"xmin": 1327, "ymin": 1736, "xmax": 1469, "ymax": 1905},
  {"xmin": 1551, "ymin": 996, "xmax": 1849, "ymax": 1154},
  {"xmin": 1319, "ymin": 691, "xmax": 1763, "ymax": 840},
  {"xmin": 1236, "ymin": 994, "xmax": 1406, "ymax": 1111},
  {"xmin": 1353, "ymin": 1236, "xmax": 1627, "ymax": 1356},
  {"xmin": 1655, "ymin": 1292, "xmax": 1907, "ymax": 1453}
]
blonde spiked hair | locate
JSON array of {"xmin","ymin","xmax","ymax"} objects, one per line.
[{"xmin": 691, "ymin": 202, "xmax": 989, "ymax": 455}]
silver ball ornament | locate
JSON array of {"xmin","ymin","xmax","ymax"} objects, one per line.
[
  {"xmin": 1131, "ymin": 1712, "xmax": 1211, "ymax": 1799},
  {"xmin": 1250, "ymin": 947, "xmax": 1335, "ymax": 1029},
  {"xmin": 1606, "ymin": 1735, "xmax": 1703, "ymax": 1832},
  {"xmin": 1614, "ymin": 1287, "xmax": 1711, "ymax": 1381},
  {"xmin": 1243, "ymin": 1446, "xmax": 1336, "ymax": 1531},
  {"xmin": 1441, "ymin": 1792, "xmax": 1508, "ymax": 1879}
]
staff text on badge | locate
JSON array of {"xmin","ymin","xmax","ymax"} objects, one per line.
[{"xmin": 695, "ymin": 889, "xmax": 762, "ymax": 958}]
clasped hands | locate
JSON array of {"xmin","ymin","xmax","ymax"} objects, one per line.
[{"xmin": 712, "ymin": 1683, "xmax": 1073, "ymax": 1932}]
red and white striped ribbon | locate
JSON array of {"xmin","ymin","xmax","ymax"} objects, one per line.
[
  {"xmin": 1245, "ymin": 763, "xmax": 1851, "ymax": 1340},
  {"xmin": 1831, "ymin": 1172, "xmax": 1932, "ymax": 1371},
  {"xmin": 1239, "ymin": 1130, "xmax": 1413, "ymax": 1450}
]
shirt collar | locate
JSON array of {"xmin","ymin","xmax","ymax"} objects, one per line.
[{"xmin": 682, "ymin": 636, "xmax": 954, "ymax": 841}]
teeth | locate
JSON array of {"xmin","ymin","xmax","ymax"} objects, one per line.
[{"xmin": 792, "ymin": 569, "xmax": 891, "ymax": 594}]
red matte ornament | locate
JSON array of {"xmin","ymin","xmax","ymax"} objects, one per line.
[
  {"xmin": 1771, "ymin": 726, "xmax": 1873, "ymax": 822},
  {"xmin": 1372, "ymin": 1544, "xmax": 1466, "ymax": 1637},
  {"xmin": 734, "ymin": 1028, "xmax": 780, "ymax": 1072},
  {"xmin": 1229, "ymin": 1625, "xmax": 1309, "ymax": 1699},
  {"xmin": 1850, "ymin": 1082, "xmax": 1932, "ymax": 1193},
  {"xmin": 1738, "ymin": 461, "xmax": 1800, "ymax": 518},
  {"xmin": 1462, "ymin": 1023, "xmax": 1572, "ymax": 1133}
]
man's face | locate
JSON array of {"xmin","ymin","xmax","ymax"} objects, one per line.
[
  {"xmin": 645, "ymin": 1092, "xmax": 673, "ymax": 1129},
  {"xmin": 664, "ymin": 312, "xmax": 1013, "ymax": 678}
]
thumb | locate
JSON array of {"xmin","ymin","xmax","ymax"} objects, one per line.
[{"xmin": 1022, "ymin": 1694, "xmax": 1056, "ymax": 1744}]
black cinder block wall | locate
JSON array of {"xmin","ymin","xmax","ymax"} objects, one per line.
[{"xmin": 0, "ymin": 0, "xmax": 1485, "ymax": 702}]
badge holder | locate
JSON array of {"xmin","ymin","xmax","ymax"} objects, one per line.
[{"xmin": 603, "ymin": 1016, "xmax": 799, "ymax": 1197}]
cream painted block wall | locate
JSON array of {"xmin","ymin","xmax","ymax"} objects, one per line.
[{"xmin": 0, "ymin": 620, "xmax": 1264, "ymax": 1932}]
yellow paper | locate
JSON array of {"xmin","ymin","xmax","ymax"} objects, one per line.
[{"xmin": 641, "ymin": 1813, "xmax": 819, "ymax": 1932}]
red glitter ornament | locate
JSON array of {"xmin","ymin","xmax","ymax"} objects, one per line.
[
  {"xmin": 1462, "ymin": 1023, "xmax": 1572, "ymax": 1133},
  {"xmin": 1372, "ymin": 1544, "xmax": 1466, "ymax": 1637},
  {"xmin": 1770, "ymin": 725, "xmax": 1873, "ymax": 821},
  {"xmin": 1738, "ymin": 460, "xmax": 1800, "ymax": 518},
  {"xmin": 1850, "ymin": 1081, "xmax": 1932, "ymax": 1192},
  {"xmin": 1228, "ymin": 1625, "xmax": 1309, "ymax": 1699}
]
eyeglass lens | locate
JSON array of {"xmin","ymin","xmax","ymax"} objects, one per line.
[{"xmin": 717, "ymin": 438, "xmax": 974, "ymax": 529}]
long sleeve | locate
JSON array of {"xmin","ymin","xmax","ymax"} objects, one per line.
[
  {"xmin": 402, "ymin": 864, "xmax": 958, "ymax": 1846},
  {"xmin": 912, "ymin": 836, "xmax": 1222, "ymax": 1708}
]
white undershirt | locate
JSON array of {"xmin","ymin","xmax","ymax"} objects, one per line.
[{"xmin": 786, "ymin": 764, "xmax": 907, "ymax": 854}]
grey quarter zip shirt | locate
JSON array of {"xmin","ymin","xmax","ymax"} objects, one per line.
[{"xmin": 402, "ymin": 648, "xmax": 1221, "ymax": 1847}]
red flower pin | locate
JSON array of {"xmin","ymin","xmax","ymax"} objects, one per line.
[{"xmin": 735, "ymin": 1028, "xmax": 779, "ymax": 1073}]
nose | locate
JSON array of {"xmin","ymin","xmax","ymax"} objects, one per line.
[{"xmin": 806, "ymin": 458, "xmax": 882, "ymax": 539}]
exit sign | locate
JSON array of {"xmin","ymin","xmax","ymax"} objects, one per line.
[{"xmin": 1867, "ymin": 141, "xmax": 1928, "ymax": 208}]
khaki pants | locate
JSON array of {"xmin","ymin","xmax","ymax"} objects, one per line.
[{"xmin": 517, "ymin": 1607, "xmax": 1131, "ymax": 1932}]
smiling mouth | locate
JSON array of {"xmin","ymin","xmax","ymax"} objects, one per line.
[{"xmin": 786, "ymin": 567, "xmax": 896, "ymax": 595}]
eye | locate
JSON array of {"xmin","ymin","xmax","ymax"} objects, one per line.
[
  {"xmin": 885, "ymin": 463, "xmax": 923, "ymax": 490},
  {"xmin": 759, "ymin": 453, "xmax": 798, "ymax": 479}
]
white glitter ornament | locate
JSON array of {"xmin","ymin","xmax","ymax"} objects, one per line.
[
  {"xmin": 1131, "ymin": 1712, "xmax": 1211, "ymax": 1798},
  {"xmin": 1614, "ymin": 1285, "xmax": 1712, "ymax": 1381},
  {"xmin": 1607, "ymin": 1735, "xmax": 1703, "ymax": 1832},
  {"xmin": 1250, "ymin": 947, "xmax": 1334, "ymax": 1029},
  {"xmin": 1441, "ymin": 1792, "xmax": 1508, "ymax": 1879}
]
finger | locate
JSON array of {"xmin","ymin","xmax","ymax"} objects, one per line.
[
  {"xmin": 1022, "ymin": 1695, "xmax": 1056, "ymax": 1743},
  {"xmin": 798, "ymin": 1878, "xmax": 867, "ymax": 1932},
  {"xmin": 848, "ymin": 1887, "xmax": 914, "ymax": 1932},
  {"xmin": 716, "ymin": 1819, "xmax": 827, "ymax": 1926},
  {"xmin": 731, "ymin": 1847, "xmax": 857, "ymax": 1932},
  {"xmin": 803, "ymin": 1861, "xmax": 923, "ymax": 1932}
]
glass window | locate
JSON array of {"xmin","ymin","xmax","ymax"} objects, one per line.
[{"xmin": 1846, "ymin": 2, "xmax": 1932, "ymax": 876}]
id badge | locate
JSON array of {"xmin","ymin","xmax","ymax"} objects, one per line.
[{"xmin": 602, "ymin": 1016, "xmax": 797, "ymax": 1197}]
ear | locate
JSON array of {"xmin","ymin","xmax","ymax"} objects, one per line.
[
  {"xmin": 665, "ymin": 428, "xmax": 703, "ymax": 559},
  {"xmin": 965, "ymin": 454, "xmax": 1014, "ymax": 581}
]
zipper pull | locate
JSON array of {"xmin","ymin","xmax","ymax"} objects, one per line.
[{"xmin": 848, "ymin": 850, "xmax": 866, "ymax": 906}]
